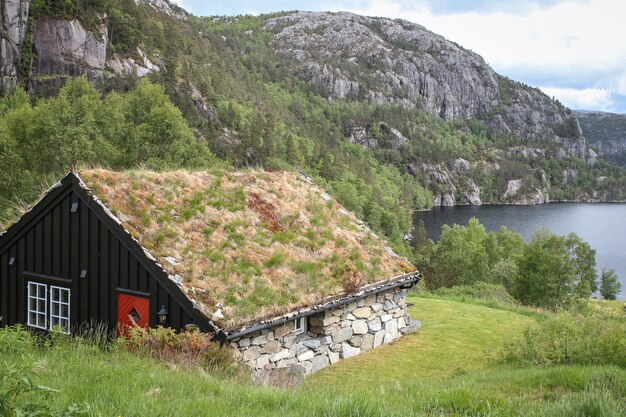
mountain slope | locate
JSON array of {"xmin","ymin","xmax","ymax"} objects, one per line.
[
  {"xmin": 1, "ymin": 0, "xmax": 625, "ymax": 240},
  {"xmin": 264, "ymin": 11, "xmax": 580, "ymax": 144},
  {"xmin": 576, "ymin": 110, "xmax": 626, "ymax": 165}
]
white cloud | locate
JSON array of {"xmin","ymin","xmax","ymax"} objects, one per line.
[
  {"xmin": 540, "ymin": 87, "xmax": 615, "ymax": 111},
  {"xmin": 338, "ymin": 0, "xmax": 625, "ymax": 74}
]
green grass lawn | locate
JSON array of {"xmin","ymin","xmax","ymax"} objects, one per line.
[
  {"xmin": 2, "ymin": 296, "xmax": 625, "ymax": 416},
  {"xmin": 309, "ymin": 296, "xmax": 537, "ymax": 387}
]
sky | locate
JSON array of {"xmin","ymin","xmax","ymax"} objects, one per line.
[{"xmin": 173, "ymin": 0, "xmax": 626, "ymax": 113}]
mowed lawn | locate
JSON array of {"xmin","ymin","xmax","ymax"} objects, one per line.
[{"xmin": 309, "ymin": 295, "xmax": 538, "ymax": 387}]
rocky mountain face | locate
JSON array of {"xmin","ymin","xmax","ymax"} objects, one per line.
[
  {"xmin": 263, "ymin": 12, "xmax": 578, "ymax": 143},
  {"xmin": 1, "ymin": 3, "xmax": 621, "ymax": 207},
  {"xmin": 576, "ymin": 111, "xmax": 626, "ymax": 165},
  {"xmin": 1, "ymin": 0, "xmax": 29, "ymax": 91},
  {"xmin": 0, "ymin": 0, "xmax": 163, "ymax": 95}
]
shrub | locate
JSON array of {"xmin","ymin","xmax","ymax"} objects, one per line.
[
  {"xmin": 0, "ymin": 325, "xmax": 36, "ymax": 354},
  {"xmin": 123, "ymin": 326, "xmax": 237, "ymax": 373},
  {"xmin": 499, "ymin": 312, "xmax": 626, "ymax": 367}
]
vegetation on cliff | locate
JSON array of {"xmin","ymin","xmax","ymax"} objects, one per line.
[{"xmin": 2, "ymin": 1, "xmax": 626, "ymax": 258}]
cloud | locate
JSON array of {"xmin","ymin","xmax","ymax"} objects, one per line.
[{"xmin": 540, "ymin": 87, "xmax": 615, "ymax": 111}]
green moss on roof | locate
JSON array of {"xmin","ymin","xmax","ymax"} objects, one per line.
[{"xmin": 80, "ymin": 169, "xmax": 414, "ymax": 327}]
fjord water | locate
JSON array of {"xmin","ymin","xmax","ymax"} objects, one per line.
[{"xmin": 415, "ymin": 203, "xmax": 626, "ymax": 299}]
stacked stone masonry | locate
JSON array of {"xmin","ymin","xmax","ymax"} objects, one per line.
[{"xmin": 230, "ymin": 288, "xmax": 420, "ymax": 377}]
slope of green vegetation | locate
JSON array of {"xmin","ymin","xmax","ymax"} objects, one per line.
[
  {"xmin": 5, "ymin": 1, "xmax": 626, "ymax": 255},
  {"xmin": 2, "ymin": 296, "xmax": 625, "ymax": 416}
]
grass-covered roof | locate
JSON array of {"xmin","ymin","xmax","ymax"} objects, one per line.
[{"xmin": 79, "ymin": 169, "xmax": 414, "ymax": 327}]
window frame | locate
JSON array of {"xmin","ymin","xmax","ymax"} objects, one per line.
[
  {"xmin": 49, "ymin": 285, "xmax": 71, "ymax": 335},
  {"xmin": 294, "ymin": 316, "xmax": 307, "ymax": 335},
  {"xmin": 27, "ymin": 281, "xmax": 48, "ymax": 330}
]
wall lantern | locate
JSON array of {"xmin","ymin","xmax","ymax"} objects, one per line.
[{"xmin": 157, "ymin": 306, "xmax": 169, "ymax": 325}]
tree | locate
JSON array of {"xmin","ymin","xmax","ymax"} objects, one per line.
[
  {"xmin": 599, "ymin": 268, "xmax": 621, "ymax": 300},
  {"xmin": 513, "ymin": 230, "xmax": 597, "ymax": 309}
]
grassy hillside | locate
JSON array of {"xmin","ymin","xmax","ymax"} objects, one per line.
[
  {"xmin": 2, "ymin": 296, "xmax": 624, "ymax": 416},
  {"xmin": 311, "ymin": 297, "xmax": 536, "ymax": 385}
]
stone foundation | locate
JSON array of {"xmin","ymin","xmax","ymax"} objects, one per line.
[{"xmin": 229, "ymin": 288, "xmax": 420, "ymax": 377}]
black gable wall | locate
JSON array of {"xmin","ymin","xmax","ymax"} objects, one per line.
[{"xmin": 0, "ymin": 174, "xmax": 215, "ymax": 335}]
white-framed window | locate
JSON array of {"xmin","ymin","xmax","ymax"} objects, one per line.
[
  {"xmin": 26, "ymin": 282, "xmax": 71, "ymax": 334},
  {"xmin": 49, "ymin": 286, "xmax": 70, "ymax": 334},
  {"xmin": 27, "ymin": 282, "xmax": 47, "ymax": 330},
  {"xmin": 294, "ymin": 316, "xmax": 307, "ymax": 335}
]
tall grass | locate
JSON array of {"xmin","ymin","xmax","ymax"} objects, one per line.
[
  {"xmin": 1, "ymin": 296, "xmax": 625, "ymax": 416},
  {"xmin": 499, "ymin": 311, "xmax": 626, "ymax": 367}
]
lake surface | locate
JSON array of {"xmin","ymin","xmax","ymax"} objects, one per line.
[{"xmin": 414, "ymin": 203, "xmax": 626, "ymax": 300}]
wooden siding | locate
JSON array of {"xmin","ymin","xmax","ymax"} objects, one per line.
[{"xmin": 0, "ymin": 174, "xmax": 211, "ymax": 334}]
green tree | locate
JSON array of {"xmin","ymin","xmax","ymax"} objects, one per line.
[
  {"xmin": 599, "ymin": 268, "xmax": 621, "ymax": 300},
  {"xmin": 513, "ymin": 230, "xmax": 597, "ymax": 308}
]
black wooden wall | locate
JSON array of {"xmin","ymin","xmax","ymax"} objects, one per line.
[{"xmin": 0, "ymin": 174, "xmax": 215, "ymax": 335}]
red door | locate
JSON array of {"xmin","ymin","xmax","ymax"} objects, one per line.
[{"xmin": 117, "ymin": 294, "xmax": 150, "ymax": 336}]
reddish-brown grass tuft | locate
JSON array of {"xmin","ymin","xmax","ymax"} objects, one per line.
[{"xmin": 246, "ymin": 192, "xmax": 284, "ymax": 232}]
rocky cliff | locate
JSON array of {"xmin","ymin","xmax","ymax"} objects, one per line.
[
  {"xmin": 0, "ymin": 0, "xmax": 29, "ymax": 92},
  {"xmin": 263, "ymin": 12, "xmax": 578, "ymax": 144},
  {"xmin": 576, "ymin": 111, "xmax": 626, "ymax": 165},
  {"xmin": 0, "ymin": 0, "xmax": 164, "ymax": 94},
  {"xmin": 32, "ymin": 17, "xmax": 107, "ymax": 77}
]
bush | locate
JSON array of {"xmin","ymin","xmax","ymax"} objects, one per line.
[
  {"xmin": 499, "ymin": 312, "xmax": 626, "ymax": 367},
  {"xmin": 0, "ymin": 325, "xmax": 36, "ymax": 354},
  {"xmin": 123, "ymin": 326, "xmax": 237, "ymax": 373}
]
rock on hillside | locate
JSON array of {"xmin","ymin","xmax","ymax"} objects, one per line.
[
  {"xmin": 576, "ymin": 111, "xmax": 626, "ymax": 165},
  {"xmin": 412, "ymin": 159, "xmax": 482, "ymax": 207},
  {"xmin": 0, "ymin": 0, "xmax": 170, "ymax": 94},
  {"xmin": 0, "ymin": 0, "xmax": 29, "ymax": 92},
  {"xmin": 31, "ymin": 17, "xmax": 108, "ymax": 78},
  {"xmin": 263, "ymin": 11, "xmax": 578, "ymax": 143}
]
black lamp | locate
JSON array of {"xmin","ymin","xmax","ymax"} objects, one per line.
[{"xmin": 157, "ymin": 306, "xmax": 169, "ymax": 325}]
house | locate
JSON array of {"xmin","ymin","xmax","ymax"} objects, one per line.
[{"xmin": 0, "ymin": 169, "xmax": 420, "ymax": 376}]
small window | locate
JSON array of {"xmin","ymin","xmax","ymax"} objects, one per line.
[
  {"xmin": 294, "ymin": 316, "xmax": 307, "ymax": 335},
  {"xmin": 50, "ymin": 286, "xmax": 71, "ymax": 334},
  {"xmin": 27, "ymin": 282, "xmax": 47, "ymax": 330}
]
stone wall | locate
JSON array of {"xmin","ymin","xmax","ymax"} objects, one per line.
[{"xmin": 229, "ymin": 287, "xmax": 420, "ymax": 377}]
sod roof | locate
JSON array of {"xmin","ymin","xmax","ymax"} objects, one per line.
[{"xmin": 78, "ymin": 169, "xmax": 415, "ymax": 328}]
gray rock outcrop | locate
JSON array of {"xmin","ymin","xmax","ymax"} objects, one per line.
[
  {"xmin": 107, "ymin": 48, "xmax": 160, "ymax": 77},
  {"xmin": 32, "ymin": 17, "xmax": 107, "ymax": 78},
  {"xmin": 417, "ymin": 159, "xmax": 482, "ymax": 207},
  {"xmin": 263, "ymin": 11, "xmax": 578, "ymax": 143},
  {"xmin": 575, "ymin": 111, "xmax": 626, "ymax": 165},
  {"xmin": 348, "ymin": 122, "xmax": 409, "ymax": 149},
  {"xmin": 1, "ymin": 0, "xmax": 29, "ymax": 91}
]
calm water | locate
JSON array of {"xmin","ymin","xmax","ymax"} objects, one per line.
[{"xmin": 414, "ymin": 203, "xmax": 626, "ymax": 299}]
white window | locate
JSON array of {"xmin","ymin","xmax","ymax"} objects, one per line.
[
  {"xmin": 27, "ymin": 282, "xmax": 47, "ymax": 330},
  {"xmin": 294, "ymin": 316, "xmax": 307, "ymax": 335},
  {"xmin": 49, "ymin": 286, "xmax": 70, "ymax": 334}
]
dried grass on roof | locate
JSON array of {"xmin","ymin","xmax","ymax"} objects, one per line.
[{"xmin": 80, "ymin": 169, "xmax": 414, "ymax": 327}]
